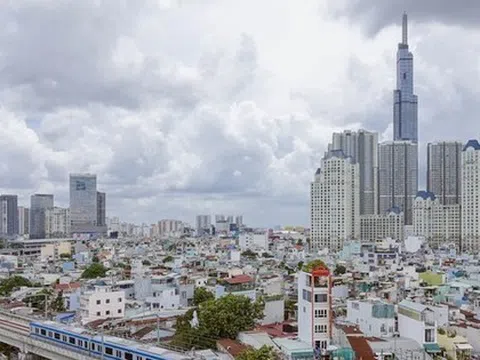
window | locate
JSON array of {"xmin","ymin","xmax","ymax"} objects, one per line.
[
  {"xmin": 116, "ymin": 350, "xmax": 122, "ymax": 357},
  {"xmin": 97, "ymin": 345, "xmax": 102, "ymax": 353},
  {"xmin": 314, "ymin": 294, "xmax": 327, "ymax": 303},
  {"xmin": 105, "ymin": 347, "xmax": 113, "ymax": 355},
  {"xmin": 118, "ymin": 309, "xmax": 122, "ymax": 314},
  {"xmin": 118, "ymin": 298, "xmax": 122, "ymax": 302},
  {"xmin": 315, "ymin": 309, "xmax": 327, "ymax": 318},
  {"xmin": 106, "ymin": 310, "xmax": 110, "ymax": 315},
  {"xmin": 314, "ymin": 324, "xmax": 327, "ymax": 334},
  {"xmin": 125, "ymin": 353, "xmax": 133, "ymax": 360},
  {"xmin": 63, "ymin": 335, "xmax": 67, "ymax": 342},
  {"xmin": 40, "ymin": 329, "xmax": 47, "ymax": 336},
  {"xmin": 54, "ymin": 333, "xmax": 60, "ymax": 340},
  {"xmin": 69, "ymin": 337, "xmax": 76, "ymax": 345},
  {"xmin": 48, "ymin": 331, "xmax": 53, "ymax": 337},
  {"xmin": 78, "ymin": 340, "xmax": 83, "ymax": 347},
  {"xmin": 84, "ymin": 341, "xmax": 88, "ymax": 349},
  {"xmin": 91, "ymin": 343, "xmax": 95, "ymax": 350},
  {"xmin": 302, "ymin": 289, "xmax": 312, "ymax": 302},
  {"xmin": 35, "ymin": 328, "xmax": 39, "ymax": 334},
  {"xmin": 135, "ymin": 356, "xmax": 143, "ymax": 360},
  {"xmin": 96, "ymin": 300, "xmax": 101, "ymax": 305},
  {"xmin": 106, "ymin": 299, "xmax": 110, "ymax": 304}
]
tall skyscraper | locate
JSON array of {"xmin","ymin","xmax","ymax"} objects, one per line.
[
  {"xmin": 30, "ymin": 194, "xmax": 54, "ymax": 239},
  {"xmin": 0, "ymin": 195, "xmax": 18, "ymax": 235},
  {"xmin": 378, "ymin": 141, "xmax": 418, "ymax": 224},
  {"xmin": 195, "ymin": 215, "xmax": 211, "ymax": 234},
  {"xmin": 17, "ymin": 206, "xmax": 29, "ymax": 236},
  {"xmin": 461, "ymin": 140, "xmax": 480, "ymax": 252},
  {"xmin": 427, "ymin": 141, "xmax": 462, "ymax": 205},
  {"xmin": 327, "ymin": 130, "xmax": 378, "ymax": 215},
  {"xmin": 310, "ymin": 150, "xmax": 359, "ymax": 251},
  {"xmin": 235, "ymin": 215, "xmax": 243, "ymax": 228},
  {"xmin": 393, "ymin": 13, "xmax": 418, "ymax": 142},
  {"xmin": 69, "ymin": 173, "xmax": 99, "ymax": 234},
  {"xmin": 96, "ymin": 192, "xmax": 106, "ymax": 227}
]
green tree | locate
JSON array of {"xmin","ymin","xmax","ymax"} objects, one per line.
[
  {"xmin": 241, "ymin": 249, "xmax": 257, "ymax": 259},
  {"xmin": 81, "ymin": 263, "xmax": 107, "ymax": 279},
  {"xmin": 142, "ymin": 260, "xmax": 151, "ymax": 266},
  {"xmin": 334, "ymin": 264, "xmax": 347, "ymax": 276},
  {"xmin": 296, "ymin": 239, "xmax": 303, "ymax": 246},
  {"xmin": 193, "ymin": 287, "xmax": 214, "ymax": 306},
  {"xmin": 297, "ymin": 261, "xmax": 304, "ymax": 271},
  {"xmin": 261, "ymin": 252, "xmax": 273, "ymax": 258},
  {"xmin": 50, "ymin": 291, "xmax": 66, "ymax": 312},
  {"xmin": 92, "ymin": 255, "xmax": 100, "ymax": 263},
  {"xmin": 59, "ymin": 253, "xmax": 72, "ymax": 259},
  {"xmin": 171, "ymin": 295, "xmax": 264, "ymax": 350},
  {"xmin": 0, "ymin": 276, "xmax": 32, "ymax": 296},
  {"xmin": 237, "ymin": 346, "xmax": 276, "ymax": 360},
  {"xmin": 163, "ymin": 255, "xmax": 174, "ymax": 263}
]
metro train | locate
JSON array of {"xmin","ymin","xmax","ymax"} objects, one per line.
[{"xmin": 30, "ymin": 320, "xmax": 191, "ymax": 360}]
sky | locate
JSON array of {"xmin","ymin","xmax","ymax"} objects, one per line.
[{"xmin": 1, "ymin": 0, "xmax": 480, "ymax": 227}]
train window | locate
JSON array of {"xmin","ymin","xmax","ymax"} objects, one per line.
[
  {"xmin": 63, "ymin": 335, "xmax": 67, "ymax": 342},
  {"xmin": 54, "ymin": 333, "xmax": 60, "ymax": 340},
  {"xmin": 78, "ymin": 340, "xmax": 83, "ymax": 347},
  {"xmin": 105, "ymin": 347, "xmax": 113, "ymax": 355},
  {"xmin": 84, "ymin": 341, "xmax": 88, "ymax": 349},
  {"xmin": 69, "ymin": 337, "xmax": 76, "ymax": 344},
  {"xmin": 135, "ymin": 356, "xmax": 142, "ymax": 360},
  {"xmin": 40, "ymin": 329, "xmax": 46, "ymax": 336},
  {"xmin": 124, "ymin": 352, "xmax": 133, "ymax": 360},
  {"xmin": 35, "ymin": 328, "xmax": 39, "ymax": 334},
  {"xmin": 48, "ymin": 331, "xmax": 53, "ymax": 337},
  {"xmin": 91, "ymin": 343, "xmax": 95, "ymax": 350},
  {"xmin": 116, "ymin": 350, "xmax": 122, "ymax": 357}
]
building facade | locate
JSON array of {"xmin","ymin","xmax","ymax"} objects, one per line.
[
  {"xmin": 297, "ymin": 263, "xmax": 332, "ymax": 352},
  {"xmin": 346, "ymin": 299, "xmax": 396, "ymax": 337},
  {"xmin": 195, "ymin": 215, "xmax": 211, "ymax": 235},
  {"xmin": 359, "ymin": 208, "xmax": 404, "ymax": 242},
  {"xmin": 158, "ymin": 219, "xmax": 184, "ymax": 237},
  {"xmin": 45, "ymin": 207, "xmax": 71, "ymax": 238},
  {"xmin": 393, "ymin": 13, "xmax": 418, "ymax": 142},
  {"xmin": 427, "ymin": 141, "xmax": 462, "ymax": 205},
  {"xmin": 327, "ymin": 130, "xmax": 378, "ymax": 215},
  {"xmin": 30, "ymin": 194, "xmax": 54, "ymax": 239},
  {"xmin": 0, "ymin": 195, "xmax": 18, "ymax": 235},
  {"xmin": 461, "ymin": 140, "xmax": 480, "ymax": 252},
  {"xmin": 412, "ymin": 191, "xmax": 461, "ymax": 250},
  {"xmin": 96, "ymin": 192, "xmax": 106, "ymax": 227},
  {"xmin": 17, "ymin": 206, "xmax": 29, "ymax": 236},
  {"xmin": 79, "ymin": 285, "xmax": 125, "ymax": 324},
  {"xmin": 310, "ymin": 150, "xmax": 359, "ymax": 251},
  {"xmin": 378, "ymin": 141, "xmax": 418, "ymax": 225}
]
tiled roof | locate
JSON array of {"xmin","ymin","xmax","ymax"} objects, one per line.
[
  {"xmin": 225, "ymin": 275, "xmax": 253, "ymax": 284},
  {"xmin": 216, "ymin": 338, "xmax": 249, "ymax": 357},
  {"xmin": 348, "ymin": 337, "xmax": 376, "ymax": 360},
  {"xmin": 55, "ymin": 282, "xmax": 81, "ymax": 292}
]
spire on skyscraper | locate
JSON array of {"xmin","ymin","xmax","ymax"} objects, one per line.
[{"xmin": 402, "ymin": 12, "xmax": 408, "ymax": 45}]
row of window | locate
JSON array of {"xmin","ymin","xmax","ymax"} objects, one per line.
[
  {"xmin": 95, "ymin": 297, "xmax": 123, "ymax": 305},
  {"xmin": 301, "ymin": 290, "xmax": 328, "ymax": 303},
  {"xmin": 33, "ymin": 326, "xmax": 152, "ymax": 360},
  {"xmin": 314, "ymin": 324, "xmax": 327, "ymax": 334},
  {"xmin": 96, "ymin": 308, "xmax": 122, "ymax": 316}
]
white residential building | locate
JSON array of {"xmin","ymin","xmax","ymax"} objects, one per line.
[
  {"xmin": 80, "ymin": 285, "xmax": 125, "ymax": 324},
  {"xmin": 297, "ymin": 263, "xmax": 331, "ymax": 351},
  {"xmin": 145, "ymin": 286, "xmax": 180, "ymax": 310},
  {"xmin": 413, "ymin": 191, "xmax": 461, "ymax": 249},
  {"xmin": 310, "ymin": 150, "xmax": 360, "ymax": 251},
  {"xmin": 461, "ymin": 140, "xmax": 480, "ymax": 252},
  {"xmin": 239, "ymin": 232, "xmax": 268, "ymax": 251},
  {"xmin": 360, "ymin": 208, "xmax": 404, "ymax": 242},
  {"xmin": 327, "ymin": 129, "xmax": 378, "ymax": 215},
  {"xmin": 45, "ymin": 207, "xmax": 71, "ymax": 238},
  {"xmin": 397, "ymin": 300, "xmax": 440, "ymax": 354},
  {"xmin": 346, "ymin": 299, "xmax": 395, "ymax": 337},
  {"xmin": 158, "ymin": 219, "xmax": 184, "ymax": 237},
  {"xmin": 195, "ymin": 215, "xmax": 211, "ymax": 235}
]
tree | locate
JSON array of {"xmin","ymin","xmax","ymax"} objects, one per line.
[
  {"xmin": 0, "ymin": 276, "xmax": 32, "ymax": 296},
  {"xmin": 81, "ymin": 263, "xmax": 107, "ymax": 279},
  {"xmin": 261, "ymin": 252, "xmax": 274, "ymax": 258},
  {"xmin": 171, "ymin": 295, "xmax": 264, "ymax": 350},
  {"xmin": 241, "ymin": 249, "xmax": 257, "ymax": 259},
  {"xmin": 193, "ymin": 287, "xmax": 214, "ymax": 306},
  {"xmin": 296, "ymin": 239, "xmax": 303, "ymax": 246},
  {"xmin": 297, "ymin": 261, "xmax": 304, "ymax": 271},
  {"xmin": 334, "ymin": 264, "xmax": 347, "ymax": 276},
  {"xmin": 237, "ymin": 346, "xmax": 276, "ymax": 360},
  {"xmin": 142, "ymin": 260, "xmax": 151, "ymax": 266},
  {"xmin": 50, "ymin": 291, "xmax": 66, "ymax": 312},
  {"xmin": 163, "ymin": 255, "xmax": 174, "ymax": 263}
]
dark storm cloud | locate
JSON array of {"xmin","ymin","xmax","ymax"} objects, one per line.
[{"xmin": 332, "ymin": 0, "xmax": 480, "ymax": 35}]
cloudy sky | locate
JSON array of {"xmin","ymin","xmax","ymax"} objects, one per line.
[{"xmin": 1, "ymin": 0, "xmax": 480, "ymax": 227}]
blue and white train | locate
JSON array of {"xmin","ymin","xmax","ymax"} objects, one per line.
[{"xmin": 30, "ymin": 321, "xmax": 191, "ymax": 360}]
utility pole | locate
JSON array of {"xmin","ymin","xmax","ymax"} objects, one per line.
[
  {"xmin": 101, "ymin": 329, "xmax": 104, "ymax": 360},
  {"xmin": 156, "ymin": 313, "xmax": 160, "ymax": 344}
]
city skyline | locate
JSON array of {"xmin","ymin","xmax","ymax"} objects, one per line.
[{"xmin": 1, "ymin": 2, "xmax": 480, "ymax": 226}]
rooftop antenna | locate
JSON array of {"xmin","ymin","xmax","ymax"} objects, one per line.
[{"xmin": 402, "ymin": 12, "xmax": 408, "ymax": 45}]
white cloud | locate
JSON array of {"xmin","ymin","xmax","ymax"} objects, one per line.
[{"xmin": 0, "ymin": 0, "xmax": 479, "ymax": 226}]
